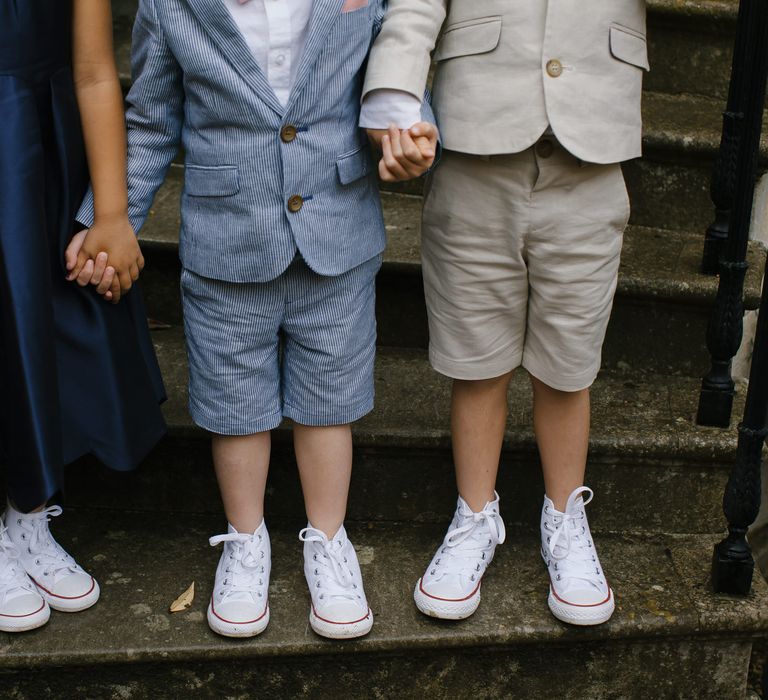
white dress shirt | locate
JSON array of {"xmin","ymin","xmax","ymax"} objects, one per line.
[
  {"xmin": 225, "ymin": 0, "xmax": 421, "ymax": 123},
  {"xmin": 224, "ymin": 0, "xmax": 313, "ymax": 106}
]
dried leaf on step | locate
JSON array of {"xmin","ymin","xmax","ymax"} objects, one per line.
[
  {"xmin": 169, "ymin": 581, "xmax": 195, "ymax": 613},
  {"xmin": 147, "ymin": 317, "xmax": 172, "ymax": 331}
]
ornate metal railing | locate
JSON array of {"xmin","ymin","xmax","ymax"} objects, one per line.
[{"xmin": 697, "ymin": 0, "xmax": 768, "ymax": 598}]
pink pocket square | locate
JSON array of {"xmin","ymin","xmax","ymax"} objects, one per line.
[{"xmin": 342, "ymin": 0, "xmax": 368, "ymax": 12}]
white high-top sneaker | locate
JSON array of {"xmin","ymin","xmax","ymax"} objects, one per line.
[
  {"xmin": 414, "ymin": 492, "xmax": 506, "ymax": 620},
  {"xmin": 0, "ymin": 520, "xmax": 49, "ymax": 632},
  {"xmin": 541, "ymin": 487, "xmax": 614, "ymax": 626},
  {"xmin": 4, "ymin": 504, "xmax": 99, "ymax": 612},
  {"xmin": 299, "ymin": 524, "xmax": 373, "ymax": 639},
  {"xmin": 208, "ymin": 521, "xmax": 271, "ymax": 638}
]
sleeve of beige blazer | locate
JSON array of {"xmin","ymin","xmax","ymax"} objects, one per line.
[{"xmin": 363, "ymin": 0, "xmax": 448, "ymax": 100}]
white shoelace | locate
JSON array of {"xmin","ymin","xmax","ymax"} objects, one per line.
[
  {"xmin": 299, "ymin": 527, "xmax": 360, "ymax": 603},
  {"xmin": 545, "ymin": 487, "xmax": 603, "ymax": 589},
  {"xmin": 209, "ymin": 532, "xmax": 266, "ymax": 603},
  {"xmin": 430, "ymin": 498, "xmax": 506, "ymax": 583},
  {"xmin": 17, "ymin": 506, "xmax": 80, "ymax": 582},
  {"xmin": 0, "ymin": 525, "xmax": 31, "ymax": 600}
]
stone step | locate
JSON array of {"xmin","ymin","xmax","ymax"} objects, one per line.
[
  {"xmin": 0, "ymin": 509, "xmax": 764, "ymax": 699},
  {"xmin": 112, "ymin": 0, "xmax": 742, "ymax": 102},
  {"xmin": 59, "ymin": 335, "xmax": 747, "ymax": 536},
  {"xmin": 646, "ymin": 0, "xmax": 738, "ymax": 101},
  {"xmin": 135, "ymin": 164, "xmax": 766, "ymax": 374}
]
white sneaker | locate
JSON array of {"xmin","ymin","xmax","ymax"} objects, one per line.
[
  {"xmin": 207, "ymin": 521, "xmax": 271, "ymax": 638},
  {"xmin": 0, "ymin": 521, "xmax": 49, "ymax": 632},
  {"xmin": 414, "ymin": 492, "xmax": 506, "ymax": 620},
  {"xmin": 541, "ymin": 487, "xmax": 615, "ymax": 626},
  {"xmin": 4, "ymin": 504, "xmax": 99, "ymax": 613},
  {"xmin": 299, "ymin": 524, "xmax": 373, "ymax": 639}
]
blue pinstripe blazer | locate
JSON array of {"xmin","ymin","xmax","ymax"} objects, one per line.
[{"xmin": 78, "ymin": 0, "xmax": 433, "ymax": 283}]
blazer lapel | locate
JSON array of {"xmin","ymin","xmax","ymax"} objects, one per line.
[
  {"xmin": 184, "ymin": 0, "xmax": 285, "ymax": 116},
  {"xmin": 285, "ymin": 0, "xmax": 344, "ymax": 112}
]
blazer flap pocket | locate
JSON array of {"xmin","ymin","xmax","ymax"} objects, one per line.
[
  {"xmin": 610, "ymin": 24, "xmax": 650, "ymax": 71},
  {"xmin": 185, "ymin": 165, "xmax": 240, "ymax": 196},
  {"xmin": 336, "ymin": 147, "xmax": 371, "ymax": 185},
  {"xmin": 434, "ymin": 17, "xmax": 502, "ymax": 62}
]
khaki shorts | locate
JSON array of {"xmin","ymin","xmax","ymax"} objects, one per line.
[{"xmin": 421, "ymin": 139, "xmax": 630, "ymax": 391}]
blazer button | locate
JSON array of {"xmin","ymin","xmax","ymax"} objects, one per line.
[
  {"xmin": 281, "ymin": 125, "xmax": 298, "ymax": 143},
  {"xmin": 546, "ymin": 59, "xmax": 563, "ymax": 78},
  {"xmin": 287, "ymin": 195, "xmax": 304, "ymax": 213}
]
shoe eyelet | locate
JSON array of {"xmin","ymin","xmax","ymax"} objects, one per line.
[
  {"xmin": 487, "ymin": 539, "xmax": 491, "ymax": 545},
  {"xmin": 320, "ymin": 594, "xmax": 324, "ymax": 600},
  {"xmin": 258, "ymin": 592, "xmax": 263, "ymax": 598},
  {"xmin": 481, "ymin": 553, "xmax": 486, "ymax": 560},
  {"xmin": 430, "ymin": 569, "xmax": 436, "ymax": 575},
  {"xmin": 470, "ymin": 575, "xmax": 475, "ymax": 581},
  {"xmin": 343, "ymin": 557, "xmax": 347, "ymax": 563},
  {"xmin": 313, "ymin": 554, "xmax": 317, "ymax": 561},
  {"xmin": 17, "ymin": 519, "xmax": 21, "ymax": 525},
  {"xmin": 546, "ymin": 537, "xmax": 550, "ymax": 543},
  {"xmin": 21, "ymin": 534, "xmax": 25, "ymax": 540},
  {"xmin": 353, "ymin": 583, "xmax": 358, "ymax": 589},
  {"xmin": 316, "ymin": 581, "xmax": 321, "ymax": 588},
  {"xmin": 476, "ymin": 564, "xmax": 480, "ymax": 572},
  {"xmin": 314, "ymin": 569, "xmax": 319, "ymax": 575},
  {"xmin": 556, "ymin": 575, "xmax": 561, "ymax": 581},
  {"xmin": 554, "ymin": 563, "xmax": 558, "ymax": 571}
]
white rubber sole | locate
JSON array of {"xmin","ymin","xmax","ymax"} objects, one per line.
[
  {"xmin": 0, "ymin": 601, "xmax": 50, "ymax": 632},
  {"xmin": 309, "ymin": 606, "xmax": 373, "ymax": 639},
  {"xmin": 413, "ymin": 578, "xmax": 481, "ymax": 620},
  {"xmin": 207, "ymin": 601, "xmax": 270, "ymax": 638},
  {"xmin": 35, "ymin": 577, "xmax": 100, "ymax": 613},
  {"xmin": 547, "ymin": 587, "xmax": 615, "ymax": 626}
]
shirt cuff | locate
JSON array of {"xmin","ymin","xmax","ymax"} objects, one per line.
[{"xmin": 359, "ymin": 89, "xmax": 424, "ymax": 130}]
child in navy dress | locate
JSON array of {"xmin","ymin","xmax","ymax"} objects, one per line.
[{"xmin": 0, "ymin": 0, "xmax": 165, "ymax": 632}]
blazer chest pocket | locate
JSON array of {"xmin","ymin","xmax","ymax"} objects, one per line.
[
  {"xmin": 337, "ymin": 147, "xmax": 371, "ymax": 185},
  {"xmin": 609, "ymin": 24, "xmax": 650, "ymax": 71},
  {"xmin": 434, "ymin": 16, "xmax": 502, "ymax": 62},
  {"xmin": 185, "ymin": 165, "xmax": 240, "ymax": 196}
]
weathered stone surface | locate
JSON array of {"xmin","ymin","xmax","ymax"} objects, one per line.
[
  {"xmin": 0, "ymin": 513, "xmax": 762, "ymax": 698},
  {"xmin": 40, "ymin": 335, "xmax": 755, "ymax": 535}
]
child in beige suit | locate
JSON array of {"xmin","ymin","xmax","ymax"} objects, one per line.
[{"xmin": 361, "ymin": 0, "xmax": 649, "ymax": 626}]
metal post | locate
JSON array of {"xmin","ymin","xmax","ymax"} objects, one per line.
[
  {"xmin": 702, "ymin": 0, "xmax": 752, "ymax": 274},
  {"xmin": 712, "ymin": 249, "xmax": 768, "ymax": 593},
  {"xmin": 697, "ymin": 0, "xmax": 768, "ymax": 428}
]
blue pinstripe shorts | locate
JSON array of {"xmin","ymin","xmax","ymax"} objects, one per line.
[{"xmin": 180, "ymin": 254, "xmax": 382, "ymax": 435}]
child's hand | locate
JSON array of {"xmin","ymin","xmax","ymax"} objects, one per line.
[
  {"xmin": 367, "ymin": 122, "xmax": 438, "ymax": 183},
  {"xmin": 65, "ymin": 215, "xmax": 144, "ymax": 303}
]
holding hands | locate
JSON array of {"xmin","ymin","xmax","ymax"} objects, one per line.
[
  {"xmin": 65, "ymin": 214, "xmax": 144, "ymax": 303},
  {"xmin": 367, "ymin": 122, "xmax": 439, "ymax": 182}
]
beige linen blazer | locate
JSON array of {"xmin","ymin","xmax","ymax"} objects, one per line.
[{"xmin": 363, "ymin": 0, "xmax": 648, "ymax": 163}]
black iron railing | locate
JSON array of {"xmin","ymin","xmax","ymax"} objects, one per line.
[{"xmin": 697, "ymin": 0, "xmax": 768, "ymax": 597}]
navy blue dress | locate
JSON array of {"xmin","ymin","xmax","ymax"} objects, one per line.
[{"xmin": 0, "ymin": 0, "xmax": 166, "ymax": 512}]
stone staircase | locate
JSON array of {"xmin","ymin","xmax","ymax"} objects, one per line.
[{"xmin": 2, "ymin": 1, "xmax": 768, "ymax": 698}]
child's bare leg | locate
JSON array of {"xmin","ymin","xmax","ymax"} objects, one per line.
[
  {"xmin": 212, "ymin": 432, "xmax": 271, "ymax": 532},
  {"xmin": 530, "ymin": 376, "xmax": 590, "ymax": 511},
  {"xmin": 451, "ymin": 372, "xmax": 514, "ymax": 512},
  {"xmin": 294, "ymin": 423, "xmax": 352, "ymax": 538}
]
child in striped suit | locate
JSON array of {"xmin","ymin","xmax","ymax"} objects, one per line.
[{"xmin": 74, "ymin": 0, "xmax": 438, "ymax": 639}]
